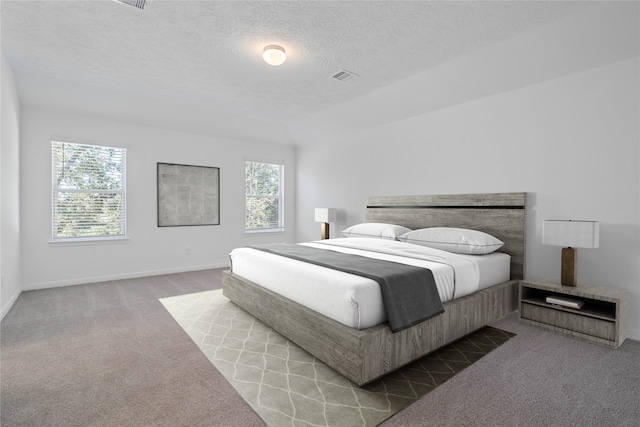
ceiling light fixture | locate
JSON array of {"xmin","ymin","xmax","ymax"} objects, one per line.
[{"xmin": 263, "ymin": 45, "xmax": 286, "ymax": 66}]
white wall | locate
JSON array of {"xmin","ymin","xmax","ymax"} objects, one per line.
[
  {"xmin": 296, "ymin": 57, "xmax": 640, "ymax": 339},
  {"xmin": 20, "ymin": 106, "xmax": 296, "ymax": 289},
  {"xmin": 1, "ymin": 54, "xmax": 22, "ymax": 319},
  {"xmin": 290, "ymin": 2, "xmax": 639, "ymax": 147}
]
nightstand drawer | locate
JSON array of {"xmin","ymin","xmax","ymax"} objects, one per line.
[{"xmin": 521, "ymin": 303, "xmax": 615, "ymax": 341}]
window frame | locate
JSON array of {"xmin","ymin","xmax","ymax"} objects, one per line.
[
  {"xmin": 51, "ymin": 140, "xmax": 127, "ymax": 242},
  {"xmin": 244, "ymin": 160, "xmax": 285, "ymax": 233}
]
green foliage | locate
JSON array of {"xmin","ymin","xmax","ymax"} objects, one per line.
[
  {"xmin": 53, "ymin": 142, "xmax": 126, "ymax": 239},
  {"xmin": 54, "ymin": 193, "xmax": 124, "ymax": 238},
  {"xmin": 55, "ymin": 143, "xmax": 123, "ymax": 190},
  {"xmin": 245, "ymin": 162, "xmax": 282, "ymax": 230}
]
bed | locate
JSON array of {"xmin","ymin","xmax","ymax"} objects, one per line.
[{"xmin": 223, "ymin": 192, "xmax": 526, "ymax": 386}]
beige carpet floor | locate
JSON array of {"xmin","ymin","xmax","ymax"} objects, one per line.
[{"xmin": 4, "ymin": 269, "xmax": 638, "ymax": 426}]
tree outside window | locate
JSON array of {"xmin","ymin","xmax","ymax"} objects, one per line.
[
  {"xmin": 245, "ymin": 161, "xmax": 283, "ymax": 231},
  {"xmin": 52, "ymin": 141, "xmax": 127, "ymax": 240}
]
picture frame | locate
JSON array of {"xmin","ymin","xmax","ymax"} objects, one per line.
[{"xmin": 157, "ymin": 162, "xmax": 220, "ymax": 227}]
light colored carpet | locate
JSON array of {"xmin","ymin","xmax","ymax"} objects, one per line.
[
  {"xmin": 161, "ymin": 289, "xmax": 514, "ymax": 427},
  {"xmin": 0, "ymin": 270, "xmax": 264, "ymax": 427},
  {"xmin": 4, "ymin": 269, "xmax": 638, "ymax": 426}
]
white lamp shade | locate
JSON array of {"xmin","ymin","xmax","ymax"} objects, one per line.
[
  {"xmin": 315, "ymin": 208, "xmax": 337, "ymax": 223},
  {"xmin": 542, "ymin": 220, "xmax": 599, "ymax": 248},
  {"xmin": 263, "ymin": 45, "xmax": 286, "ymax": 66}
]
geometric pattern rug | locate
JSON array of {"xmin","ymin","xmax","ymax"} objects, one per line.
[{"xmin": 160, "ymin": 290, "xmax": 515, "ymax": 427}]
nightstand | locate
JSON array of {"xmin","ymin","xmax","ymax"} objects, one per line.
[{"xmin": 519, "ymin": 278, "xmax": 630, "ymax": 348}]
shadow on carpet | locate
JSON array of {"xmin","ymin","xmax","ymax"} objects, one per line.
[{"xmin": 161, "ymin": 290, "xmax": 514, "ymax": 427}]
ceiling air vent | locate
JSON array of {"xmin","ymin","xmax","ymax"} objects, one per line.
[
  {"xmin": 332, "ymin": 70, "xmax": 360, "ymax": 83},
  {"xmin": 118, "ymin": 0, "xmax": 147, "ymax": 10}
]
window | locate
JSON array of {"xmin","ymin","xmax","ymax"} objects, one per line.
[
  {"xmin": 245, "ymin": 161, "xmax": 284, "ymax": 232},
  {"xmin": 52, "ymin": 141, "xmax": 127, "ymax": 241}
]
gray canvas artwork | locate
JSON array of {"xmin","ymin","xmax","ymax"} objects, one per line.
[{"xmin": 157, "ymin": 163, "xmax": 220, "ymax": 226}]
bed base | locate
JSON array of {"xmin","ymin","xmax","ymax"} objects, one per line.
[{"xmin": 223, "ymin": 271, "xmax": 519, "ymax": 386}]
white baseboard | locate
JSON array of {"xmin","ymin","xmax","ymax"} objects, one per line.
[
  {"xmin": 21, "ymin": 262, "xmax": 230, "ymax": 291},
  {"xmin": 628, "ymin": 328, "xmax": 640, "ymax": 342},
  {"xmin": 1, "ymin": 287, "xmax": 22, "ymax": 321}
]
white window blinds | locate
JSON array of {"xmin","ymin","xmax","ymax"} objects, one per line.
[
  {"xmin": 52, "ymin": 141, "xmax": 127, "ymax": 241},
  {"xmin": 245, "ymin": 161, "xmax": 284, "ymax": 231}
]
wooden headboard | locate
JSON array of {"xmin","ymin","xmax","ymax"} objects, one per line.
[{"xmin": 365, "ymin": 192, "xmax": 526, "ymax": 280}]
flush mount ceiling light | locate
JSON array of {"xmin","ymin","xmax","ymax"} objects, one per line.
[{"xmin": 263, "ymin": 45, "xmax": 286, "ymax": 66}]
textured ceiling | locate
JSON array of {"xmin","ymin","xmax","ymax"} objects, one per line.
[{"xmin": 2, "ymin": 0, "xmax": 593, "ymax": 126}]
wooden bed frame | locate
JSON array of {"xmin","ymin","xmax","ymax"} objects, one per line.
[{"xmin": 223, "ymin": 192, "xmax": 526, "ymax": 386}]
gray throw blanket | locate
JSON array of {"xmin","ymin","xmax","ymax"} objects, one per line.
[{"xmin": 249, "ymin": 243, "xmax": 444, "ymax": 333}]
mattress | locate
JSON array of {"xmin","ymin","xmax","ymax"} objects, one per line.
[{"xmin": 229, "ymin": 237, "xmax": 510, "ymax": 330}]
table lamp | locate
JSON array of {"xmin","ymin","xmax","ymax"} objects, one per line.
[
  {"xmin": 542, "ymin": 220, "xmax": 599, "ymax": 286},
  {"xmin": 315, "ymin": 208, "xmax": 337, "ymax": 240}
]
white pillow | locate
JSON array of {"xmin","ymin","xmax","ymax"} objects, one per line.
[
  {"xmin": 342, "ymin": 223, "xmax": 412, "ymax": 240},
  {"xmin": 397, "ymin": 227, "xmax": 504, "ymax": 255}
]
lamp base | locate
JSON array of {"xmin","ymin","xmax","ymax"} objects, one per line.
[
  {"xmin": 561, "ymin": 247, "xmax": 577, "ymax": 286},
  {"xmin": 321, "ymin": 222, "xmax": 330, "ymax": 240}
]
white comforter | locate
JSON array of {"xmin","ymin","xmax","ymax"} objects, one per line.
[
  {"xmin": 229, "ymin": 238, "xmax": 509, "ymax": 329},
  {"xmin": 302, "ymin": 238, "xmax": 480, "ymax": 300}
]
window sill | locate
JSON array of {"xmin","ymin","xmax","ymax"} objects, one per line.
[
  {"xmin": 244, "ymin": 229, "xmax": 285, "ymax": 235},
  {"xmin": 49, "ymin": 237, "xmax": 130, "ymax": 247}
]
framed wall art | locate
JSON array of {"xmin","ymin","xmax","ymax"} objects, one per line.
[{"xmin": 157, "ymin": 163, "xmax": 220, "ymax": 227}]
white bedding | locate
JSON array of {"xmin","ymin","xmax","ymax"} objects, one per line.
[{"xmin": 229, "ymin": 238, "xmax": 510, "ymax": 330}]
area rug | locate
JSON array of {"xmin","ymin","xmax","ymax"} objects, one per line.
[{"xmin": 160, "ymin": 290, "xmax": 514, "ymax": 427}]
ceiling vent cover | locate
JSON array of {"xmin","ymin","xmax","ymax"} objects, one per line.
[
  {"xmin": 332, "ymin": 70, "xmax": 359, "ymax": 83},
  {"xmin": 118, "ymin": 0, "xmax": 147, "ymax": 10}
]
